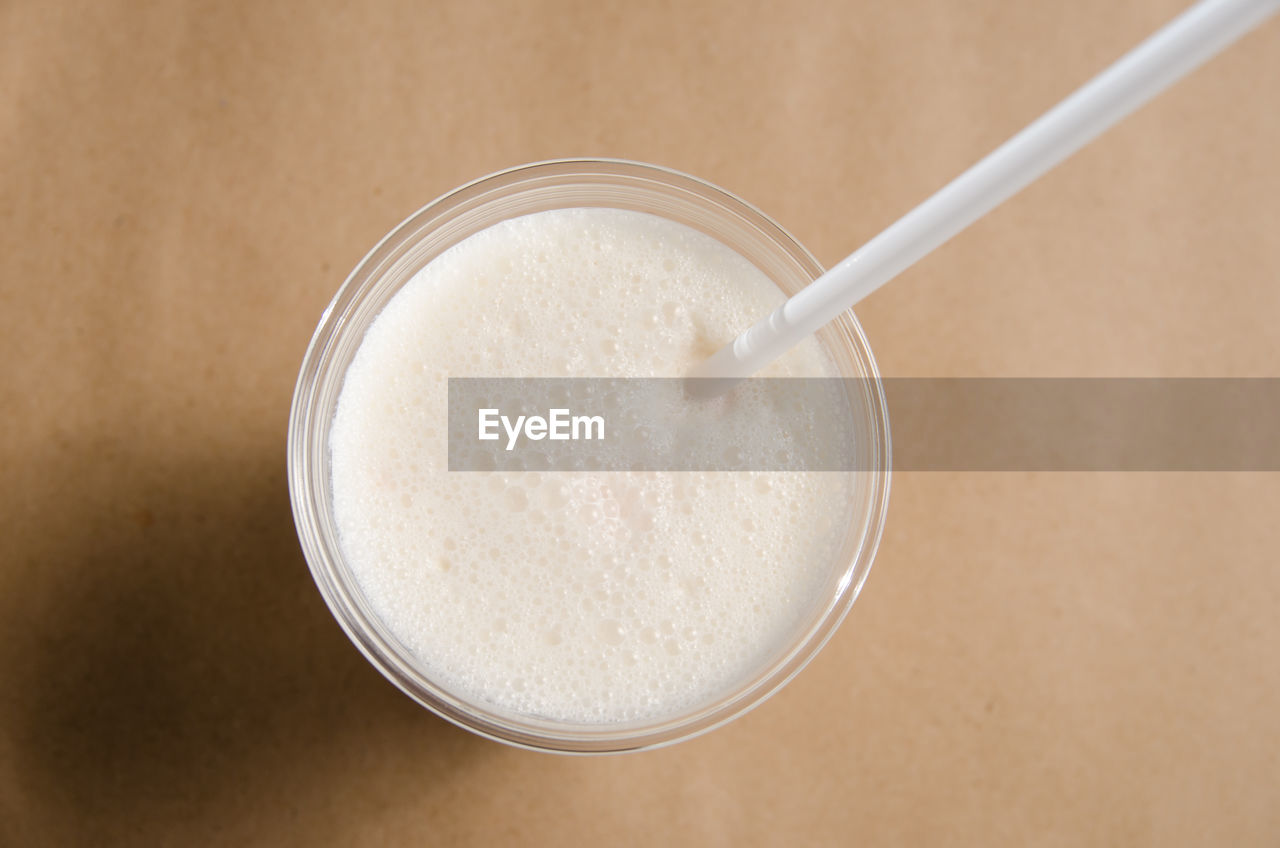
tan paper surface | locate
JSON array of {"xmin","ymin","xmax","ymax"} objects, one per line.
[{"xmin": 3, "ymin": 1, "xmax": 1278, "ymax": 844}]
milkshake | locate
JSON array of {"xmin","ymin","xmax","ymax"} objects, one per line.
[{"xmin": 289, "ymin": 161, "xmax": 890, "ymax": 751}]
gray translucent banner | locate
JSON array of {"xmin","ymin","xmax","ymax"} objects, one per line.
[{"xmin": 447, "ymin": 378, "xmax": 1280, "ymax": 471}]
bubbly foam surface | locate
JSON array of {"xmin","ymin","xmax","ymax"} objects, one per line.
[{"xmin": 331, "ymin": 208, "xmax": 856, "ymax": 723}]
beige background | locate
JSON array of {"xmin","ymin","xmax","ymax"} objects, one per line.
[{"xmin": 3, "ymin": 0, "xmax": 1279, "ymax": 845}]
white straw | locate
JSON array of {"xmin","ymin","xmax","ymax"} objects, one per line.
[{"xmin": 691, "ymin": 0, "xmax": 1280, "ymax": 381}]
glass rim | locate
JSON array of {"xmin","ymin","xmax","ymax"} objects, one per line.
[{"xmin": 287, "ymin": 158, "xmax": 892, "ymax": 754}]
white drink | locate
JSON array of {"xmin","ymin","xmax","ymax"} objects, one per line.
[{"xmin": 330, "ymin": 208, "xmax": 855, "ymax": 724}]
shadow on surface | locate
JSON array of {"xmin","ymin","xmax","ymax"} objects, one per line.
[{"xmin": 3, "ymin": 440, "xmax": 491, "ymax": 844}]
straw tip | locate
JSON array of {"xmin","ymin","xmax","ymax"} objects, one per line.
[
  {"xmin": 686, "ymin": 342, "xmax": 741, "ymax": 378},
  {"xmin": 683, "ymin": 342, "xmax": 747, "ymax": 397}
]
